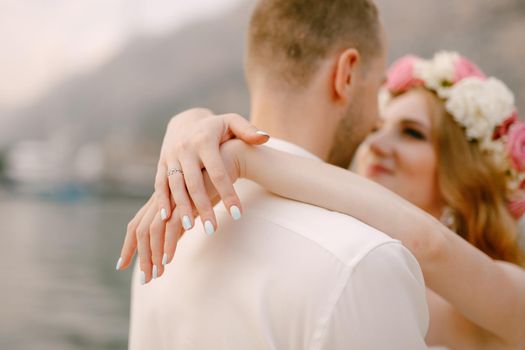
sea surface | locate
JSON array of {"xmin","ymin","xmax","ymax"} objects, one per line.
[
  {"xmin": 1, "ymin": 191, "xmax": 524, "ymax": 350},
  {"xmin": 0, "ymin": 193, "xmax": 144, "ymax": 350}
]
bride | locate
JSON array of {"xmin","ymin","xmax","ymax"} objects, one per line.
[{"xmin": 118, "ymin": 52, "xmax": 525, "ymax": 349}]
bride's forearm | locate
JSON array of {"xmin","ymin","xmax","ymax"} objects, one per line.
[
  {"xmin": 239, "ymin": 144, "xmax": 445, "ymax": 272},
  {"xmin": 235, "ymin": 143, "xmax": 525, "ymax": 343}
]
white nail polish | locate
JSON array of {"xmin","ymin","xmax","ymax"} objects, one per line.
[
  {"xmin": 140, "ymin": 271, "xmax": 146, "ymax": 285},
  {"xmin": 256, "ymin": 130, "xmax": 270, "ymax": 137},
  {"xmin": 160, "ymin": 208, "xmax": 168, "ymax": 221},
  {"xmin": 152, "ymin": 265, "xmax": 158, "ymax": 279},
  {"xmin": 162, "ymin": 253, "xmax": 168, "ymax": 266},
  {"xmin": 230, "ymin": 205, "xmax": 242, "ymax": 220},
  {"xmin": 115, "ymin": 257, "xmax": 123, "ymax": 271},
  {"xmin": 182, "ymin": 215, "xmax": 192, "ymax": 230},
  {"xmin": 204, "ymin": 220, "xmax": 215, "ymax": 235}
]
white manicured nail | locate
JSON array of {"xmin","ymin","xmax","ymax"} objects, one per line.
[
  {"xmin": 204, "ymin": 220, "xmax": 215, "ymax": 235},
  {"xmin": 162, "ymin": 253, "xmax": 168, "ymax": 266},
  {"xmin": 230, "ymin": 205, "xmax": 242, "ymax": 220},
  {"xmin": 140, "ymin": 271, "xmax": 146, "ymax": 285},
  {"xmin": 182, "ymin": 215, "xmax": 192, "ymax": 230},
  {"xmin": 115, "ymin": 257, "xmax": 123, "ymax": 271},
  {"xmin": 256, "ymin": 130, "xmax": 270, "ymax": 137},
  {"xmin": 160, "ymin": 208, "xmax": 168, "ymax": 221},
  {"xmin": 152, "ymin": 265, "xmax": 158, "ymax": 279}
]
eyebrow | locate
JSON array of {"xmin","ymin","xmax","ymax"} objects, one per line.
[{"xmin": 399, "ymin": 118, "xmax": 430, "ymax": 129}]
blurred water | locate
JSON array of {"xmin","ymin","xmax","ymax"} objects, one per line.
[
  {"xmin": 0, "ymin": 194, "xmax": 144, "ymax": 350},
  {"xmin": 1, "ymin": 192, "xmax": 523, "ymax": 350}
]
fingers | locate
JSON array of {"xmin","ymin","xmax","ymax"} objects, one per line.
[
  {"xmin": 118, "ymin": 192, "xmax": 183, "ymax": 281},
  {"xmin": 149, "ymin": 212, "xmax": 167, "ymax": 279},
  {"xmin": 224, "ymin": 113, "xmax": 270, "ymax": 145},
  {"xmin": 135, "ymin": 202, "xmax": 158, "ymax": 284},
  {"xmin": 154, "ymin": 163, "xmax": 172, "ymax": 222},
  {"xmin": 179, "ymin": 154, "xmax": 217, "ymax": 235},
  {"xmin": 199, "ymin": 145, "xmax": 242, "ymax": 221},
  {"xmin": 166, "ymin": 160, "xmax": 194, "ymax": 232},
  {"xmin": 163, "ymin": 207, "xmax": 185, "ymax": 266},
  {"xmin": 117, "ymin": 197, "xmax": 153, "ymax": 271}
]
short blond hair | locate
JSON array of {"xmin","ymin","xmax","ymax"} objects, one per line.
[{"xmin": 246, "ymin": 0, "xmax": 382, "ymax": 87}]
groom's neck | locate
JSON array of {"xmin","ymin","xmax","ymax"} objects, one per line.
[{"xmin": 249, "ymin": 90, "xmax": 337, "ymax": 162}]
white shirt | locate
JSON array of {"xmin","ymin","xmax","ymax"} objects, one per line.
[{"xmin": 128, "ymin": 138, "xmax": 429, "ymax": 350}]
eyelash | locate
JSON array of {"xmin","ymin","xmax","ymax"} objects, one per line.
[{"xmin": 403, "ymin": 128, "xmax": 426, "ymax": 140}]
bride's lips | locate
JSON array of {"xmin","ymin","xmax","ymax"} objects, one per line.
[{"xmin": 365, "ymin": 163, "xmax": 394, "ymax": 177}]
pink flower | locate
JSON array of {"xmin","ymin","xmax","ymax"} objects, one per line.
[
  {"xmin": 454, "ymin": 56, "xmax": 486, "ymax": 83},
  {"xmin": 506, "ymin": 121, "xmax": 525, "ymax": 171},
  {"xmin": 493, "ymin": 111, "xmax": 519, "ymax": 140},
  {"xmin": 508, "ymin": 198, "xmax": 525, "ymax": 220},
  {"xmin": 386, "ymin": 55, "xmax": 423, "ymax": 93}
]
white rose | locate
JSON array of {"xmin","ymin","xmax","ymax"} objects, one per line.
[
  {"xmin": 481, "ymin": 138, "xmax": 507, "ymax": 169},
  {"xmin": 445, "ymin": 77, "xmax": 514, "ymax": 141},
  {"xmin": 414, "ymin": 51, "xmax": 458, "ymax": 92}
]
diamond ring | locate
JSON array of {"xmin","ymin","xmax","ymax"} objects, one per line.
[{"xmin": 167, "ymin": 168, "xmax": 184, "ymax": 177}]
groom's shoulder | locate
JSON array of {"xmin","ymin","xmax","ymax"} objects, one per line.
[{"xmin": 235, "ymin": 180, "xmax": 402, "ymax": 266}]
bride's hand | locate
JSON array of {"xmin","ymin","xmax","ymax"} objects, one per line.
[
  {"xmin": 153, "ymin": 107, "xmax": 213, "ymax": 223},
  {"xmin": 116, "ymin": 194, "xmax": 184, "ymax": 282},
  {"xmin": 155, "ymin": 110, "xmax": 268, "ymax": 234},
  {"xmin": 117, "ymin": 106, "xmax": 267, "ymax": 282},
  {"xmin": 117, "ymin": 139, "xmax": 248, "ymax": 284}
]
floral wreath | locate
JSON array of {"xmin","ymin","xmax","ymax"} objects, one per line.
[{"xmin": 380, "ymin": 51, "xmax": 525, "ymax": 219}]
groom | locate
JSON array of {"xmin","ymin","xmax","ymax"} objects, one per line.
[{"xmin": 128, "ymin": 0, "xmax": 429, "ymax": 348}]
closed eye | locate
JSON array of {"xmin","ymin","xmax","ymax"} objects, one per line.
[{"xmin": 403, "ymin": 127, "xmax": 426, "ymax": 140}]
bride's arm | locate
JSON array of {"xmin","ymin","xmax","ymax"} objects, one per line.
[{"xmin": 231, "ymin": 141, "xmax": 525, "ymax": 346}]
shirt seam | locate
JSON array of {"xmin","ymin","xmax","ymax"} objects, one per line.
[
  {"xmin": 215, "ymin": 206, "xmax": 400, "ymax": 268},
  {"xmin": 307, "ymin": 240, "xmax": 407, "ymax": 350},
  {"xmin": 216, "ymin": 206, "xmax": 407, "ymax": 348}
]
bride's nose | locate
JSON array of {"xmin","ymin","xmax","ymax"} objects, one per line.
[{"xmin": 368, "ymin": 130, "xmax": 393, "ymax": 157}]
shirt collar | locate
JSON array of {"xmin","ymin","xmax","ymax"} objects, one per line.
[{"xmin": 264, "ymin": 138, "xmax": 323, "ymax": 162}]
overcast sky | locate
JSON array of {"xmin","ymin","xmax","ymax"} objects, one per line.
[{"xmin": 0, "ymin": 0, "xmax": 243, "ymax": 109}]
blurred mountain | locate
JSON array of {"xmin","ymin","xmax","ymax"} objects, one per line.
[
  {"xmin": 3, "ymin": 0, "xmax": 525, "ymax": 151},
  {"xmin": 3, "ymin": 1, "xmax": 256, "ymax": 150}
]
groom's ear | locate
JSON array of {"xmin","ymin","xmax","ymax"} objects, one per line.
[{"xmin": 333, "ymin": 48, "xmax": 360, "ymax": 104}]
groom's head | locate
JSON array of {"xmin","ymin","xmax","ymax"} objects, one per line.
[{"xmin": 245, "ymin": 0, "xmax": 386, "ymax": 167}]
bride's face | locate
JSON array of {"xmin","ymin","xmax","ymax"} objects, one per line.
[{"xmin": 355, "ymin": 89, "xmax": 444, "ymax": 216}]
